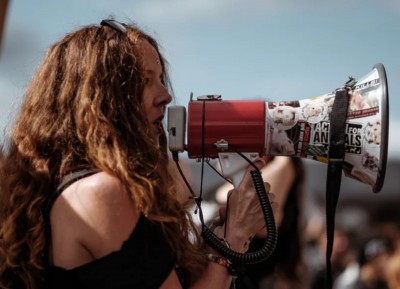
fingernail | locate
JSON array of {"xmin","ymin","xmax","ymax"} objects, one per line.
[{"xmin": 255, "ymin": 157, "xmax": 266, "ymax": 165}]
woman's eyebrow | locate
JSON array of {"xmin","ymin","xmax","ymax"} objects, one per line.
[
  {"xmin": 145, "ymin": 69, "xmax": 163, "ymax": 78},
  {"xmin": 144, "ymin": 69, "xmax": 157, "ymax": 75}
]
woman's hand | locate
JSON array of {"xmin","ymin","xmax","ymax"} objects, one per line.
[{"xmin": 216, "ymin": 159, "xmax": 278, "ymax": 252}]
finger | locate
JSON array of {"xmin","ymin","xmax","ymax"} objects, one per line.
[
  {"xmin": 270, "ymin": 201, "xmax": 279, "ymax": 212},
  {"xmin": 211, "ymin": 216, "xmax": 224, "ymax": 228},
  {"xmin": 250, "ymin": 158, "xmax": 267, "ymax": 171},
  {"xmin": 264, "ymin": 182, "xmax": 271, "ymax": 192},
  {"xmin": 240, "ymin": 158, "xmax": 267, "ymax": 186},
  {"xmin": 260, "ymin": 155, "xmax": 272, "ymax": 164},
  {"xmin": 266, "ymin": 192, "xmax": 275, "ymax": 201}
]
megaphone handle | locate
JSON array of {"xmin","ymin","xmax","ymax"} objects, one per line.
[
  {"xmin": 218, "ymin": 152, "xmax": 259, "ymax": 187},
  {"xmin": 201, "ymin": 166, "xmax": 278, "ymax": 265}
]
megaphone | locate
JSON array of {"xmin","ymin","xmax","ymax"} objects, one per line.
[
  {"xmin": 169, "ymin": 63, "xmax": 389, "ymax": 193},
  {"xmin": 167, "ymin": 63, "xmax": 389, "ymax": 267}
]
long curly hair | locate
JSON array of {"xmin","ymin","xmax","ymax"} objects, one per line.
[{"xmin": 0, "ymin": 21, "xmax": 206, "ymax": 289}]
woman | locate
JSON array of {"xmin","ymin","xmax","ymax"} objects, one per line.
[{"xmin": 0, "ymin": 19, "xmax": 276, "ymax": 289}]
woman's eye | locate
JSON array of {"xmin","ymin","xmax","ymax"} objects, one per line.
[{"xmin": 145, "ymin": 77, "xmax": 151, "ymax": 85}]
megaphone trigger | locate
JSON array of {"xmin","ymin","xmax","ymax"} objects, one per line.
[{"xmin": 217, "ymin": 152, "xmax": 262, "ymax": 188}]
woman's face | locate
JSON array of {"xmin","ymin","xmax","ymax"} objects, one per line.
[{"xmin": 139, "ymin": 40, "xmax": 172, "ymax": 143}]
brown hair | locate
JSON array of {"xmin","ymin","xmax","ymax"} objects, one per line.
[{"xmin": 0, "ymin": 21, "xmax": 206, "ymax": 289}]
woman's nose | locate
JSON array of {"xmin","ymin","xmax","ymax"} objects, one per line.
[{"xmin": 156, "ymin": 85, "xmax": 173, "ymax": 106}]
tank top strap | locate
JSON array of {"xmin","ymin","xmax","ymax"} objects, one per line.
[{"xmin": 56, "ymin": 168, "xmax": 100, "ymax": 195}]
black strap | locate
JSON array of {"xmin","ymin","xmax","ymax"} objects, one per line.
[
  {"xmin": 325, "ymin": 88, "xmax": 349, "ymax": 289},
  {"xmin": 56, "ymin": 169, "xmax": 100, "ymax": 194},
  {"xmin": 43, "ymin": 169, "xmax": 100, "ymax": 217}
]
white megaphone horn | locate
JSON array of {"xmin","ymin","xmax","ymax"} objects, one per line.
[{"xmin": 168, "ymin": 63, "xmax": 389, "ymax": 193}]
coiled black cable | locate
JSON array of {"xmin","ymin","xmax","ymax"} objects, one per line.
[{"xmin": 201, "ymin": 169, "xmax": 278, "ymax": 264}]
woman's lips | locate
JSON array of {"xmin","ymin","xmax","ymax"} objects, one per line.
[{"xmin": 152, "ymin": 116, "xmax": 164, "ymax": 134}]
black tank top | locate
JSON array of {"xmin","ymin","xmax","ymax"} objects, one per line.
[{"xmin": 45, "ymin": 170, "xmax": 176, "ymax": 289}]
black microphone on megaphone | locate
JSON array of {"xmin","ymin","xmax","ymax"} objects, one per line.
[{"xmin": 167, "ymin": 63, "xmax": 389, "ymax": 267}]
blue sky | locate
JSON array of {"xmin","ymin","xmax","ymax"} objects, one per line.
[{"xmin": 1, "ymin": 0, "xmax": 399, "ymax": 157}]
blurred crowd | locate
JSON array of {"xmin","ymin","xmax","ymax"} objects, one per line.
[{"xmin": 305, "ymin": 211, "xmax": 400, "ymax": 289}]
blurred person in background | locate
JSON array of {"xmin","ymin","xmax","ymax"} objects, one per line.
[
  {"xmin": 311, "ymin": 226, "xmax": 361, "ymax": 289},
  {"xmin": 386, "ymin": 246, "xmax": 400, "ymax": 289},
  {"xmin": 384, "ymin": 223, "xmax": 400, "ymax": 289},
  {"xmin": 353, "ymin": 235, "xmax": 393, "ymax": 289}
]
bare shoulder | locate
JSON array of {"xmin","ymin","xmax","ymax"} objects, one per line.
[
  {"xmin": 64, "ymin": 171, "xmax": 130, "ymax": 205},
  {"xmin": 60, "ymin": 171, "xmax": 136, "ymax": 216},
  {"xmin": 51, "ymin": 171, "xmax": 140, "ymax": 259}
]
